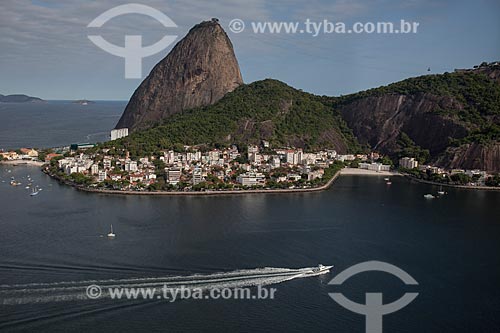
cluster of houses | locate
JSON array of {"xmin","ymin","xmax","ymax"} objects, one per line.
[
  {"xmin": 50, "ymin": 143, "xmax": 372, "ymax": 190},
  {"xmin": 0, "ymin": 148, "xmax": 39, "ymax": 160},
  {"xmin": 399, "ymin": 156, "xmax": 490, "ymax": 185},
  {"xmin": 57, "ymin": 152, "xmax": 158, "ymax": 185}
]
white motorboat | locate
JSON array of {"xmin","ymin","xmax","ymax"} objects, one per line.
[{"xmin": 303, "ymin": 264, "xmax": 333, "ymax": 276}]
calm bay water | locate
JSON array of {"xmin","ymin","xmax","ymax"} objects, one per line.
[
  {"xmin": 0, "ymin": 166, "xmax": 499, "ymax": 332},
  {"xmin": 0, "ymin": 101, "xmax": 125, "ymax": 149},
  {"xmin": 0, "ymin": 104, "xmax": 500, "ymax": 332}
]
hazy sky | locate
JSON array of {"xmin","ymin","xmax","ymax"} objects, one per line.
[{"xmin": 0, "ymin": 0, "xmax": 499, "ymax": 100}]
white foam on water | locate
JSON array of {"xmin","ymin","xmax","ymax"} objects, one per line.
[{"xmin": 0, "ymin": 266, "xmax": 330, "ymax": 305}]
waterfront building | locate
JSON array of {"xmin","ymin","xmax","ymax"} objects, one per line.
[
  {"xmin": 287, "ymin": 174, "xmax": 302, "ymax": 181},
  {"xmin": 359, "ymin": 162, "xmax": 391, "ymax": 172},
  {"xmin": 237, "ymin": 172, "xmax": 266, "ymax": 186},
  {"xmin": 307, "ymin": 169, "xmax": 324, "ymax": 181},
  {"xmin": 192, "ymin": 168, "xmax": 204, "ymax": 185},
  {"xmin": 70, "ymin": 143, "xmax": 95, "ymax": 150},
  {"xmin": 166, "ymin": 167, "xmax": 182, "ymax": 185},
  {"xmin": 98, "ymin": 171, "xmax": 107, "ymax": 182},
  {"xmin": 399, "ymin": 157, "xmax": 419, "ymax": 169}
]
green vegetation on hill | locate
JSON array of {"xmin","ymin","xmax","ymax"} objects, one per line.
[
  {"xmin": 105, "ymin": 79, "xmax": 360, "ymax": 157},
  {"xmin": 395, "ymin": 132, "xmax": 430, "ymax": 163}
]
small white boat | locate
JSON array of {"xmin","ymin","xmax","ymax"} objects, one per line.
[
  {"xmin": 384, "ymin": 177, "xmax": 390, "ymax": 181},
  {"xmin": 304, "ymin": 264, "xmax": 333, "ymax": 276},
  {"xmin": 107, "ymin": 224, "xmax": 116, "ymax": 238},
  {"xmin": 437, "ymin": 186, "xmax": 445, "ymax": 196},
  {"xmin": 386, "ymin": 181, "xmax": 392, "ymax": 185},
  {"xmin": 30, "ymin": 186, "xmax": 41, "ymax": 196},
  {"xmin": 424, "ymin": 194, "xmax": 435, "ymax": 199}
]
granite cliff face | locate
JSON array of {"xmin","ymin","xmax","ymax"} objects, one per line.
[
  {"xmin": 340, "ymin": 93, "xmax": 469, "ymax": 155},
  {"xmin": 116, "ymin": 19, "xmax": 243, "ymax": 131},
  {"xmin": 437, "ymin": 142, "xmax": 500, "ymax": 172},
  {"xmin": 338, "ymin": 65, "xmax": 500, "ymax": 172}
]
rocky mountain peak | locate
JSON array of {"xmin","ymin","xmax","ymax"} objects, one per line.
[{"xmin": 116, "ymin": 19, "xmax": 243, "ymax": 131}]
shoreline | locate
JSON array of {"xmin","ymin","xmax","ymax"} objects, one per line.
[
  {"xmin": 5, "ymin": 163, "xmax": 497, "ymax": 194},
  {"xmin": 0, "ymin": 160, "xmax": 44, "ymax": 167},
  {"xmin": 339, "ymin": 168, "xmax": 401, "ymax": 176},
  {"xmin": 45, "ymin": 169, "xmax": 342, "ymax": 196},
  {"xmin": 403, "ymin": 174, "xmax": 500, "ymax": 192}
]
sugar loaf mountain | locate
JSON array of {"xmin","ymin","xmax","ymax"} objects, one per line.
[{"xmin": 111, "ymin": 19, "xmax": 500, "ymax": 172}]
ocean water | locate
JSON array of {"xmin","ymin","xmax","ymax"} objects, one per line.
[
  {"xmin": 0, "ymin": 166, "xmax": 499, "ymax": 332},
  {"xmin": 0, "ymin": 104, "xmax": 500, "ymax": 332},
  {"xmin": 0, "ymin": 101, "xmax": 125, "ymax": 149}
]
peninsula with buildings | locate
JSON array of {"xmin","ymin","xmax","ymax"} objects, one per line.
[{"xmin": 1, "ymin": 21, "xmax": 499, "ymax": 194}]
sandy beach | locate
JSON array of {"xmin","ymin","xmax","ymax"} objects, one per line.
[
  {"xmin": 0, "ymin": 160, "xmax": 45, "ymax": 167},
  {"xmin": 340, "ymin": 167, "xmax": 401, "ymax": 176}
]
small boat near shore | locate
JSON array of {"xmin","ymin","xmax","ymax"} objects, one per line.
[
  {"xmin": 437, "ymin": 186, "xmax": 446, "ymax": 196},
  {"xmin": 107, "ymin": 225, "xmax": 116, "ymax": 238},
  {"xmin": 30, "ymin": 186, "xmax": 41, "ymax": 196},
  {"xmin": 424, "ymin": 194, "xmax": 435, "ymax": 199}
]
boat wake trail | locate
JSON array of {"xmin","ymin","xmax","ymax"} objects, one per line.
[{"xmin": 0, "ymin": 266, "xmax": 331, "ymax": 305}]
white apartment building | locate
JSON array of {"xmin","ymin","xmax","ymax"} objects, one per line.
[
  {"xmin": 90, "ymin": 164, "xmax": 99, "ymax": 175},
  {"xmin": 286, "ymin": 150, "xmax": 303, "ymax": 165},
  {"xmin": 192, "ymin": 168, "xmax": 204, "ymax": 185},
  {"xmin": 399, "ymin": 157, "xmax": 419, "ymax": 169},
  {"xmin": 271, "ymin": 156, "xmax": 281, "ymax": 169},
  {"xmin": 125, "ymin": 160, "xmax": 138, "ymax": 172},
  {"xmin": 166, "ymin": 167, "xmax": 182, "ymax": 185},
  {"xmin": 110, "ymin": 128, "xmax": 129, "ymax": 140},
  {"xmin": 359, "ymin": 162, "xmax": 391, "ymax": 172},
  {"xmin": 237, "ymin": 172, "xmax": 266, "ymax": 186},
  {"xmin": 98, "ymin": 171, "xmax": 107, "ymax": 182},
  {"xmin": 103, "ymin": 157, "xmax": 112, "ymax": 169}
]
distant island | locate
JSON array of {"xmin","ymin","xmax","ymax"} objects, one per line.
[
  {"xmin": 72, "ymin": 100, "xmax": 95, "ymax": 105},
  {"xmin": 0, "ymin": 94, "xmax": 45, "ymax": 103}
]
